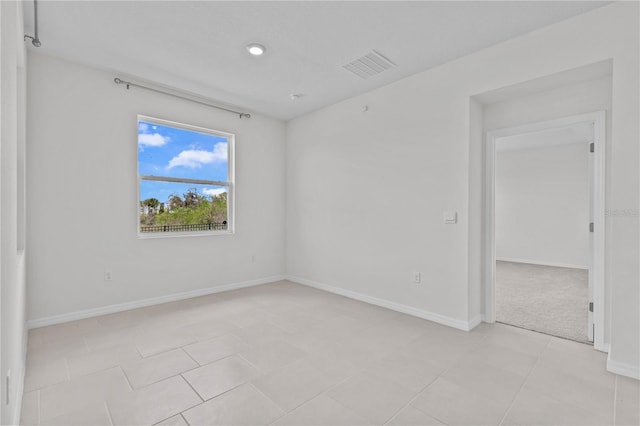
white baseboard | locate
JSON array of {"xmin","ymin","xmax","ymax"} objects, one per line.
[
  {"xmin": 595, "ymin": 342, "xmax": 610, "ymax": 354},
  {"xmin": 12, "ymin": 324, "xmax": 28, "ymax": 426},
  {"xmin": 607, "ymin": 354, "xmax": 640, "ymax": 380},
  {"xmin": 287, "ymin": 275, "xmax": 478, "ymax": 331},
  {"xmin": 27, "ymin": 275, "xmax": 286, "ymax": 329},
  {"xmin": 468, "ymin": 315, "xmax": 483, "ymax": 330},
  {"xmin": 496, "ymin": 257, "xmax": 588, "ymax": 270}
]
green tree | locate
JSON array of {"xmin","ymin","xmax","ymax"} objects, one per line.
[
  {"xmin": 142, "ymin": 197, "xmax": 160, "ymax": 213},
  {"xmin": 167, "ymin": 194, "xmax": 184, "ymax": 211},
  {"xmin": 184, "ymin": 188, "xmax": 204, "ymax": 208}
]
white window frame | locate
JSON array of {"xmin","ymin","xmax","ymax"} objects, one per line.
[{"xmin": 137, "ymin": 115, "xmax": 235, "ymax": 238}]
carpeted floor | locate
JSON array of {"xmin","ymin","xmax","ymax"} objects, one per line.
[{"xmin": 495, "ymin": 261, "xmax": 589, "ymax": 343}]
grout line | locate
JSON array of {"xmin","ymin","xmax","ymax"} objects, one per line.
[
  {"xmin": 384, "ymin": 355, "xmax": 468, "ymax": 424},
  {"xmin": 179, "ymin": 412, "xmax": 190, "ymax": 425},
  {"xmin": 264, "ymin": 361, "xmax": 373, "ymax": 426},
  {"xmin": 498, "ymin": 335, "xmax": 551, "ymax": 425},
  {"xmin": 247, "ymin": 383, "xmax": 288, "ymax": 419},
  {"xmin": 385, "ymin": 331, "xmax": 490, "ymax": 425},
  {"xmin": 103, "ymin": 400, "xmax": 115, "ymax": 426},
  {"xmin": 64, "ymin": 357, "xmax": 71, "ymax": 382},
  {"xmin": 178, "ymin": 373, "xmax": 205, "ymax": 403},
  {"xmin": 179, "ymin": 347, "xmax": 201, "ymax": 367},
  {"xmin": 118, "ymin": 365, "xmax": 134, "ymax": 392}
]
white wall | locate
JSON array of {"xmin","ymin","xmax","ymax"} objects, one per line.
[
  {"xmin": 286, "ymin": 3, "xmax": 639, "ymax": 376},
  {"xmin": 1, "ymin": 1, "xmax": 28, "ymax": 423},
  {"xmin": 26, "ymin": 53, "xmax": 286, "ymax": 322},
  {"xmin": 495, "ymin": 143, "xmax": 589, "ymax": 268}
]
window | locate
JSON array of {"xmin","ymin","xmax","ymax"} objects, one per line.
[{"xmin": 137, "ymin": 115, "xmax": 234, "ymax": 236}]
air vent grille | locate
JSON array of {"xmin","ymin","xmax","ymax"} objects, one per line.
[{"xmin": 342, "ymin": 50, "xmax": 396, "ymax": 79}]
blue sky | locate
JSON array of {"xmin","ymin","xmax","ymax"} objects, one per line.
[{"xmin": 138, "ymin": 120, "xmax": 228, "ymax": 203}]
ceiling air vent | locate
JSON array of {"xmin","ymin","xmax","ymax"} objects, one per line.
[{"xmin": 342, "ymin": 50, "xmax": 396, "ymax": 79}]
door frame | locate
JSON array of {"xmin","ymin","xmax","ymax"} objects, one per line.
[{"xmin": 484, "ymin": 111, "xmax": 606, "ymax": 351}]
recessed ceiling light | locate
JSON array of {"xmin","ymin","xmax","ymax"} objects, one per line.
[{"xmin": 246, "ymin": 43, "xmax": 266, "ymax": 56}]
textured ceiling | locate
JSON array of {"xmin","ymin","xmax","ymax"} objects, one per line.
[{"xmin": 23, "ymin": 1, "xmax": 609, "ymax": 120}]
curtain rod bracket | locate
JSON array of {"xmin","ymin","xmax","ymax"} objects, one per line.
[
  {"xmin": 24, "ymin": 0, "xmax": 42, "ymax": 47},
  {"xmin": 113, "ymin": 77, "xmax": 250, "ymax": 119}
]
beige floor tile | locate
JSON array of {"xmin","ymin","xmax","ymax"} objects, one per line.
[
  {"xmin": 355, "ymin": 317, "xmax": 427, "ymax": 348},
  {"xmin": 410, "ymin": 377, "xmax": 507, "ymax": 425},
  {"xmin": 180, "ymin": 318, "xmax": 240, "ymax": 342},
  {"xmin": 387, "ymin": 405, "xmax": 445, "ymax": 425},
  {"xmin": 84, "ymin": 326, "xmax": 141, "ymax": 352},
  {"xmin": 19, "ymin": 390, "xmax": 39, "ymax": 426},
  {"xmin": 29, "ymin": 321, "xmax": 96, "ymax": 347},
  {"xmin": 327, "ymin": 373, "xmax": 417, "ymax": 424},
  {"xmin": 440, "ymin": 357, "xmax": 526, "ymax": 407},
  {"xmin": 615, "ymin": 375, "xmax": 640, "ymax": 426},
  {"xmin": 398, "ymin": 336, "xmax": 478, "ymax": 370},
  {"xmin": 339, "ymin": 301, "xmax": 401, "ymax": 324},
  {"xmin": 67, "ymin": 344, "xmax": 141, "ymax": 379},
  {"xmin": 21, "ymin": 282, "xmax": 625, "ymax": 426},
  {"xmin": 463, "ymin": 340, "xmax": 538, "ymax": 377},
  {"xmin": 503, "ymin": 387, "xmax": 613, "ymax": 425},
  {"xmin": 122, "ymin": 348, "xmax": 198, "ymax": 388},
  {"xmin": 225, "ymin": 308, "xmax": 278, "ymax": 328},
  {"xmin": 39, "ymin": 366, "xmax": 131, "ymax": 421},
  {"xmin": 182, "ymin": 354, "xmax": 261, "ymax": 400},
  {"xmin": 476, "ymin": 322, "xmax": 550, "ymax": 357},
  {"xmin": 183, "ymin": 383, "xmax": 284, "ymax": 425},
  {"xmin": 231, "ymin": 323, "xmax": 292, "ymax": 347},
  {"xmin": 136, "ymin": 329, "xmax": 197, "ymax": 357},
  {"xmin": 266, "ymin": 310, "xmax": 327, "ymax": 334},
  {"xmin": 310, "ymin": 313, "xmax": 375, "ymax": 341},
  {"xmin": 154, "ymin": 414, "xmax": 188, "ymax": 426},
  {"xmin": 524, "ymin": 363, "xmax": 615, "ymax": 415},
  {"xmin": 538, "ymin": 341, "xmax": 613, "ymax": 387},
  {"xmin": 27, "ymin": 335, "xmax": 89, "ymax": 366},
  {"xmin": 280, "ymin": 329, "xmax": 343, "ymax": 354},
  {"xmin": 183, "ymin": 334, "xmax": 251, "ymax": 366},
  {"xmin": 239, "ymin": 339, "xmax": 307, "ymax": 373},
  {"xmin": 95, "ymin": 310, "xmax": 145, "ymax": 330},
  {"xmin": 304, "ymin": 345, "xmax": 373, "ymax": 381},
  {"xmin": 367, "ymin": 351, "xmax": 444, "ymax": 393},
  {"xmin": 273, "ymin": 394, "xmax": 371, "ymax": 425},
  {"xmin": 23, "ymin": 356, "xmax": 69, "ymax": 392},
  {"xmin": 336, "ymin": 333, "xmax": 400, "ymax": 363},
  {"xmin": 252, "ymin": 360, "xmax": 342, "ymax": 412},
  {"xmin": 107, "ymin": 376, "xmax": 201, "ymax": 426},
  {"xmin": 41, "ymin": 402, "xmax": 111, "ymax": 426}
]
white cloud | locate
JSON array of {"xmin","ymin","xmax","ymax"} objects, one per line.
[
  {"xmin": 139, "ymin": 133, "xmax": 169, "ymax": 147},
  {"xmin": 138, "ymin": 122, "xmax": 149, "ymax": 133},
  {"xmin": 167, "ymin": 142, "xmax": 227, "ymax": 169},
  {"xmin": 203, "ymin": 188, "xmax": 227, "ymax": 197}
]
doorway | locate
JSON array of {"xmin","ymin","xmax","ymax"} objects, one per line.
[{"xmin": 484, "ymin": 112, "xmax": 606, "ymax": 350}]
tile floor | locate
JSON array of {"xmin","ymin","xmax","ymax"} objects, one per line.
[{"xmin": 20, "ymin": 281, "xmax": 639, "ymax": 425}]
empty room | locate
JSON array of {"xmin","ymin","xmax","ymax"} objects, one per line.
[{"xmin": 1, "ymin": 1, "xmax": 638, "ymax": 425}]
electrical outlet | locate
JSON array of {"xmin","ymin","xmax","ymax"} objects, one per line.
[
  {"xmin": 104, "ymin": 269, "xmax": 112, "ymax": 281},
  {"xmin": 413, "ymin": 272, "xmax": 421, "ymax": 283}
]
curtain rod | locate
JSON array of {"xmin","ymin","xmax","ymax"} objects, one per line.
[
  {"xmin": 113, "ymin": 77, "xmax": 251, "ymax": 119},
  {"xmin": 24, "ymin": 0, "xmax": 42, "ymax": 47}
]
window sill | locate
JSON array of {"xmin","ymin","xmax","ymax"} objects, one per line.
[{"xmin": 137, "ymin": 229, "xmax": 234, "ymax": 239}]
